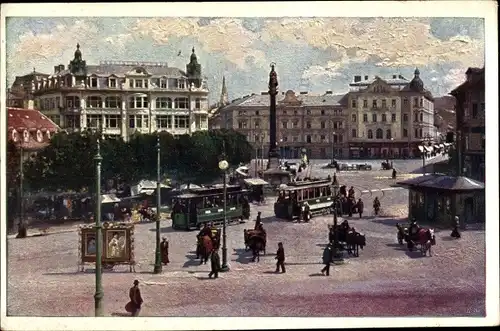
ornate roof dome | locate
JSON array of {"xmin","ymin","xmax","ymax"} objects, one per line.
[{"xmin": 409, "ymin": 67, "xmax": 424, "ymax": 92}]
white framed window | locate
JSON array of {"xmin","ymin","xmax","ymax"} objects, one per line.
[
  {"xmin": 156, "ymin": 97, "xmax": 172, "ymax": 109},
  {"xmin": 178, "ymin": 80, "xmax": 186, "ymax": 89},
  {"xmin": 176, "ymin": 97, "xmax": 188, "ymax": 109},
  {"xmin": 106, "ymin": 115, "xmax": 120, "ymax": 128},
  {"xmin": 129, "ymin": 115, "xmax": 135, "ymax": 128},
  {"xmin": 128, "ymin": 96, "xmax": 149, "ymax": 109},
  {"xmin": 86, "ymin": 115, "xmax": 101, "ymax": 128},
  {"xmin": 90, "ymin": 77, "xmax": 98, "ymax": 88},
  {"xmin": 108, "ymin": 78, "xmax": 117, "ymax": 88},
  {"xmin": 157, "ymin": 115, "xmax": 171, "ymax": 129},
  {"xmin": 135, "ymin": 80, "xmax": 143, "ymax": 88},
  {"xmin": 143, "ymin": 116, "xmax": 149, "ymax": 128},
  {"xmin": 66, "ymin": 96, "xmax": 80, "ymax": 108},
  {"xmin": 129, "ymin": 80, "xmax": 134, "ymax": 88},
  {"xmin": 87, "ymin": 96, "xmax": 102, "ymax": 108},
  {"xmin": 195, "ymin": 98, "xmax": 201, "ymax": 109},
  {"xmin": 174, "ymin": 115, "xmax": 189, "ymax": 129},
  {"xmin": 160, "ymin": 79, "xmax": 167, "ymax": 89},
  {"xmin": 105, "ymin": 96, "xmax": 121, "ymax": 108}
]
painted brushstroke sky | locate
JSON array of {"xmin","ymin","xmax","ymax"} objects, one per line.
[{"xmin": 5, "ymin": 17, "xmax": 484, "ymax": 103}]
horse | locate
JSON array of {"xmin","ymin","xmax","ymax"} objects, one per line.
[
  {"xmin": 196, "ymin": 235, "xmax": 213, "ymax": 264},
  {"xmin": 407, "ymin": 228, "xmax": 435, "ymax": 256},
  {"xmin": 247, "ymin": 235, "xmax": 266, "ymax": 262},
  {"xmin": 396, "ymin": 223, "xmax": 407, "ymax": 245},
  {"xmin": 346, "ymin": 230, "xmax": 366, "ymax": 257}
]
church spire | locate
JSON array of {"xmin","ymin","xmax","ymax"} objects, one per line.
[{"xmin": 220, "ymin": 75, "xmax": 229, "ymax": 106}]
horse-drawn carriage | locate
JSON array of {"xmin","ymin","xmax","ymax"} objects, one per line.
[
  {"xmin": 381, "ymin": 161, "xmax": 393, "ymax": 170},
  {"xmin": 396, "ymin": 223, "xmax": 436, "ymax": 256},
  {"xmin": 243, "ymin": 228, "xmax": 267, "ymax": 261},
  {"xmin": 327, "ymin": 223, "xmax": 366, "ymax": 257}
]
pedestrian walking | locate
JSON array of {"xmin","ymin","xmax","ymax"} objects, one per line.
[
  {"xmin": 208, "ymin": 248, "xmax": 221, "ymax": 279},
  {"xmin": 126, "ymin": 280, "xmax": 143, "ymax": 317},
  {"xmin": 160, "ymin": 237, "xmax": 169, "ymax": 265},
  {"xmin": 321, "ymin": 243, "xmax": 333, "ymax": 276},
  {"xmin": 275, "ymin": 242, "xmax": 286, "ymax": 273},
  {"xmin": 451, "ymin": 216, "xmax": 461, "ymax": 239},
  {"xmin": 357, "ymin": 198, "xmax": 364, "ymax": 218}
]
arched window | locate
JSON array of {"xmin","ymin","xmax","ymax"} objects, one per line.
[
  {"xmin": 156, "ymin": 97, "xmax": 173, "ymax": 109},
  {"xmin": 376, "ymin": 128, "xmax": 383, "ymax": 139},
  {"xmin": 386, "ymin": 129, "xmax": 392, "ymax": 139},
  {"xmin": 367, "ymin": 130, "xmax": 373, "ymax": 139}
]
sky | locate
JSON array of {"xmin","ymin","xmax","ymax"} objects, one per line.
[{"xmin": 5, "ymin": 17, "xmax": 485, "ymax": 103}]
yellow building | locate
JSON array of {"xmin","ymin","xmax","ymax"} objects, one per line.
[{"xmin": 346, "ymin": 69, "xmax": 436, "ymax": 158}]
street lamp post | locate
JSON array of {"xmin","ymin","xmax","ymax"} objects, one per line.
[
  {"xmin": 218, "ymin": 158, "xmax": 230, "ymax": 272},
  {"xmin": 93, "ymin": 134, "xmax": 104, "ymax": 317},
  {"xmin": 331, "ymin": 131, "xmax": 336, "ymax": 163},
  {"xmin": 331, "ymin": 179, "xmax": 344, "ymax": 263},
  {"xmin": 19, "ymin": 147, "xmax": 24, "ymax": 227},
  {"xmin": 153, "ymin": 133, "xmax": 162, "ymax": 274}
]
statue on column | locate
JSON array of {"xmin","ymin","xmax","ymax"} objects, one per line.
[{"xmin": 269, "ymin": 64, "xmax": 278, "ymax": 96}]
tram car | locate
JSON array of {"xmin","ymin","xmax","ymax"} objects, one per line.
[
  {"xmin": 274, "ymin": 179, "xmax": 335, "ymax": 221},
  {"xmin": 170, "ymin": 185, "xmax": 251, "ymax": 231}
]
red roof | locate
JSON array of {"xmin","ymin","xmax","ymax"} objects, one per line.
[{"xmin": 7, "ymin": 107, "xmax": 60, "ymax": 150}]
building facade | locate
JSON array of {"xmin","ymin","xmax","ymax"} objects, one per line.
[
  {"xmin": 29, "ymin": 44, "xmax": 209, "ymax": 140},
  {"xmin": 346, "ymin": 69, "xmax": 436, "ymax": 158},
  {"xmin": 214, "ymin": 89, "xmax": 348, "ymax": 159},
  {"xmin": 7, "ymin": 70, "xmax": 50, "ymax": 108},
  {"xmin": 450, "ymin": 67, "xmax": 485, "ymax": 181}
]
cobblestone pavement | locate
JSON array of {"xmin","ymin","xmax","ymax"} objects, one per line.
[{"xmin": 7, "ymin": 156, "xmax": 486, "ymax": 317}]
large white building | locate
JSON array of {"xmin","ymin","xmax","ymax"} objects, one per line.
[{"xmin": 31, "ymin": 44, "xmax": 210, "ymax": 140}]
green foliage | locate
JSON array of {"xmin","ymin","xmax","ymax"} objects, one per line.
[{"xmin": 23, "ymin": 129, "xmax": 252, "ymax": 192}]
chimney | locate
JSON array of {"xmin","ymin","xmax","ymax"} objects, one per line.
[
  {"xmin": 392, "ymin": 75, "xmax": 397, "ymax": 79},
  {"xmin": 300, "ymin": 91, "xmax": 308, "ymax": 95},
  {"xmin": 59, "ymin": 64, "xmax": 65, "ymax": 72},
  {"xmin": 325, "ymin": 90, "xmax": 333, "ymax": 95},
  {"xmin": 261, "ymin": 91, "xmax": 268, "ymax": 95},
  {"xmin": 354, "ymin": 75, "xmax": 361, "ymax": 83},
  {"xmin": 364, "ymin": 75, "xmax": 369, "ymax": 80}
]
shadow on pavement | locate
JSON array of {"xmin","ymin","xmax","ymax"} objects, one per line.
[
  {"xmin": 182, "ymin": 254, "xmax": 203, "ymax": 268},
  {"xmin": 111, "ymin": 312, "xmax": 130, "ymax": 317},
  {"xmin": 233, "ymin": 248, "xmax": 256, "ymax": 264},
  {"xmin": 195, "ymin": 276, "xmax": 213, "ymax": 280},
  {"xmin": 285, "ymin": 262, "xmax": 320, "ymax": 266},
  {"xmin": 405, "ymin": 250, "xmax": 426, "ymax": 259},
  {"xmin": 316, "ymin": 243, "xmax": 328, "ymax": 248},
  {"xmin": 370, "ymin": 218, "xmax": 405, "ymax": 227},
  {"xmin": 262, "ymin": 271, "xmax": 279, "ymax": 274},
  {"xmin": 440, "ymin": 236, "xmax": 457, "ymax": 241},
  {"xmin": 309, "ymin": 273, "xmax": 324, "ymax": 277},
  {"xmin": 148, "ymin": 226, "xmax": 177, "ymax": 234},
  {"xmin": 260, "ymin": 215, "xmax": 290, "ymax": 224}
]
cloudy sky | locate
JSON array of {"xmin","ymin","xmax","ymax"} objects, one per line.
[{"xmin": 5, "ymin": 17, "xmax": 484, "ymax": 103}]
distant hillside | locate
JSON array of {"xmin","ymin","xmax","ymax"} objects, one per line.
[{"xmin": 434, "ymin": 96, "xmax": 456, "ymax": 131}]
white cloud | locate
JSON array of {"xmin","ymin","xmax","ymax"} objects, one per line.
[
  {"xmin": 104, "ymin": 33, "xmax": 133, "ymax": 49},
  {"xmin": 443, "ymin": 68, "xmax": 467, "ymax": 89},
  {"xmin": 129, "ymin": 18, "xmax": 267, "ymax": 69},
  {"xmin": 7, "ymin": 20, "xmax": 101, "ymax": 79},
  {"xmin": 302, "ymin": 61, "xmax": 343, "ymax": 81},
  {"xmin": 261, "ymin": 18, "xmax": 484, "ymax": 80}
]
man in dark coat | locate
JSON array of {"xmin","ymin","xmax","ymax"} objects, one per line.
[
  {"xmin": 160, "ymin": 237, "xmax": 169, "ymax": 265},
  {"xmin": 450, "ymin": 216, "xmax": 461, "ymax": 239},
  {"xmin": 357, "ymin": 198, "xmax": 364, "ymax": 218},
  {"xmin": 208, "ymin": 248, "xmax": 221, "ymax": 279},
  {"xmin": 348, "ymin": 186, "xmax": 355, "ymax": 198},
  {"xmin": 321, "ymin": 243, "xmax": 333, "ymax": 276},
  {"xmin": 128, "ymin": 280, "xmax": 143, "ymax": 316},
  {"xmin": 254, "ymin": 211, "xmax": 262, "ymax": 230},
  {"xmin": 275, "ymin": 242, "xmax": 286, "ymax": 273}
]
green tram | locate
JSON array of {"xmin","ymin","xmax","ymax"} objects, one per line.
[
  {"xmin": 171, "ymin": 185, "xmax": 251, "ymax": 231},
  {"xmin": 274, "ymin": 179, "xmax": 335, "ymax": 220}
]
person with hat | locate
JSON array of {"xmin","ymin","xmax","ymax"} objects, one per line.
[
  {"xmin": 160, "ymin": 237, "xmax": 169, "ymax": 265},
  {"xmin": 254, "ymin": 211, "xmax": 262, "ymax": 230},
  {"xmin": 275, "ymin": 242, "xmax": 286, "ymax": 273},
  {"xmin": 407, "ymin": 218, "xmax": 419, "ymax": 250},
  {"xmin": 321, "ymin": 243, "xmax": 333, "ymax": 276},
  {"xmin": 127, "ymin": 280, "xmax": 143, "ymax": 316},
  {"xmin": 208, "ymin": 247, "xmax": 221, "ymax": 279},
  {"xmin": 451, "ymin": 216, "xmax": 461, "ymax": 239}
]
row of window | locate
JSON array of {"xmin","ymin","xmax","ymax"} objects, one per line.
[
  {"xmin": 350, "ymin": 128, "xmax": 426, "ymax": 139},
  {"xmin": 351, "ymin": 113, "xmax": 426, "ymax": 123},
  {"xmin": 238, "ymin": 120, "xmax": 345, "ymax": 130},
  {"xmin": 351, "ymin": 97, "xmax": 427, "ymax": 109},
  {"xmin": 254, "ymin": 134, "xmax": 345, "ymax": 144},
  {"xmin": 61, "ymin": 115, "xmax": 206, "ymax": 130},
  {"xmin": 42, "ymin": 96, "xmax": 204, "ymax": 110},
  {"xmin": 37, "ymin": 76, "xmax": 190, "ymax": 90},
  {"xmin": 237, "ymin": 109, "xmax": 344, "ymax": 116}
]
